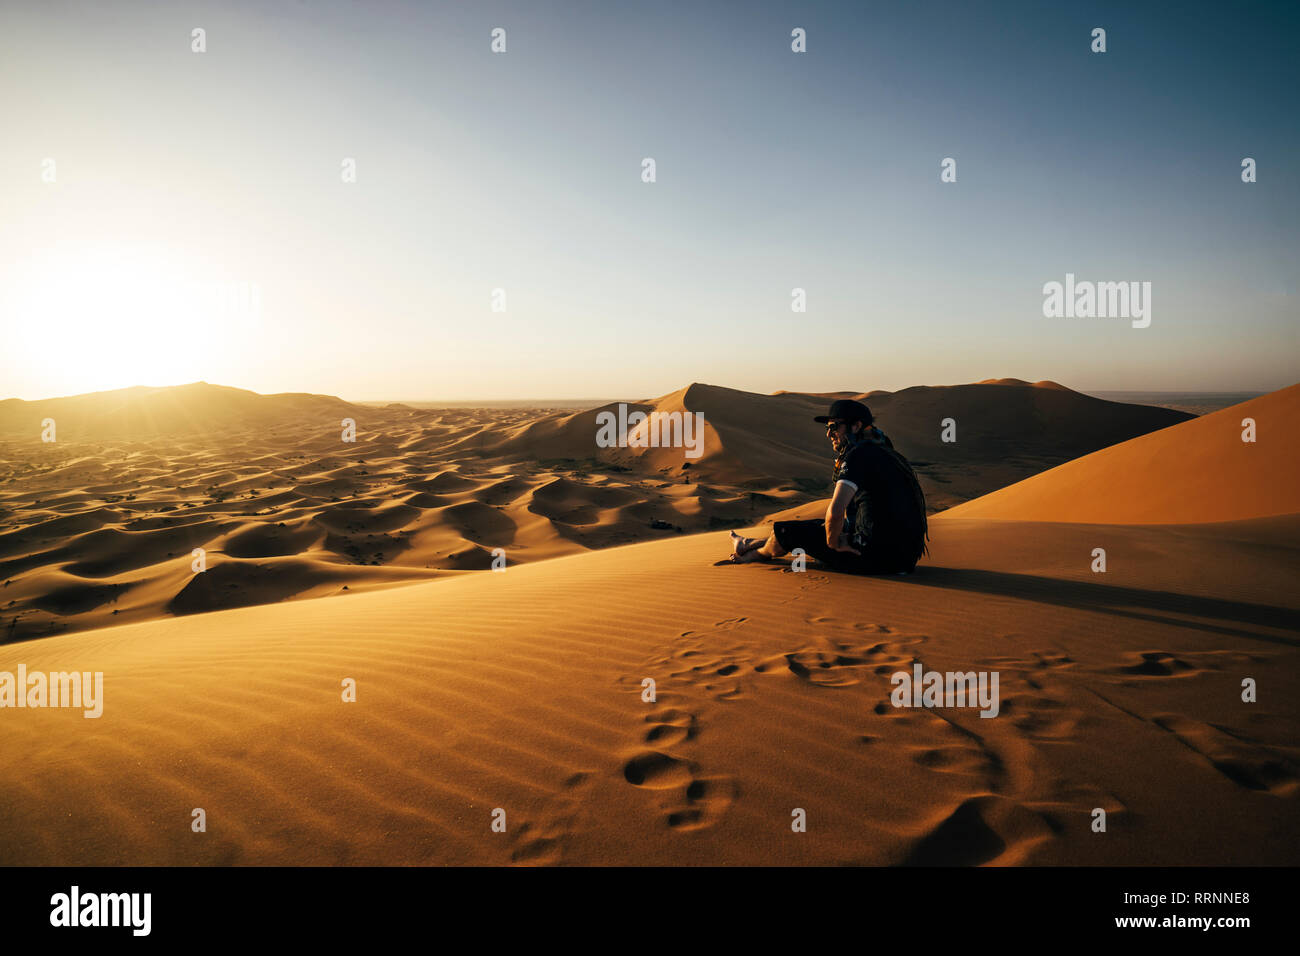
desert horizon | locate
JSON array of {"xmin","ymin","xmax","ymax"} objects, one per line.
[
  {"xmin": 2, "ymin": 376, "xmax": 1275, "ymax": 408},
  {"xmin": 0, "ymin": 374, "xmax": 1227, "ymax": 642}
]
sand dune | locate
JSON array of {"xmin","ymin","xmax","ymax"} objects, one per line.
[
  {"xmin": 855, "ymin": 382, "xmax": 1190, "ymax": 485},
  {"xmin": 0, "ymin": 512, "xmax": 1295, "ymax": 866},
  {"xmin": 0, "ymin": 382, "xmax": 356, "ymax": 440},
  {"xmin": 484, "ymin": 380, "xmax": 1191, "ymax": 508},
  {"xmin": 0, "ymin": 387, "xmax": 757, "ymax": 641},
  {"xmin": 943, "ymin": 384, "xmax": 1300, "ymax": 523}
]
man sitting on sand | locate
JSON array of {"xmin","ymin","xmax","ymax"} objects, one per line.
[{"xmin": 729, "ymin": 399, "xmax": 928, "ymax": 574}]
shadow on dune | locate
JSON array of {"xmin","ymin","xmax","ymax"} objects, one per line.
[
  {"xmin": 905, "ymin": 566, "xmax": 1299, "ymax": 646},
  {"xmin": 717, "ymin": 554, "xmax": 1297, "ymax": 645}
]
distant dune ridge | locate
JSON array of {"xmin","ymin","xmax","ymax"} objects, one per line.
[
  {"xmin": 0, "ymin": 381, "xmax": 355, "ymax": 440},
  {"xmin": 452, "ymin": 380, "xmax": 1192, "ymax": 505},
  {"xmin": 0, "ymin": 379, "xmax": 1297, "ymax": 866}
]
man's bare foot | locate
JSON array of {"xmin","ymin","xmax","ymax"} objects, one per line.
[
  {"xmin": 729, "ymin": 531, "xmax": 763, "ymax": 555},
  {"xmin": 729, "ymin": 547, "xmax": 770, "ymax": 564}
]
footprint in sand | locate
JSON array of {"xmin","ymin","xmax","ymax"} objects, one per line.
[
  {"xmin": 1117, "ymin": 651, "xmax": 1197, "ymax": 677},
  {"xmin": 659, "ymin": 619, "xmax": 755, "ymax": 701},
  {"xmin": 1023, "ymin": 782, "xmax": 1128, "ymax": 836},
  {"xmin": 665, "ymin": 776, "xmax": 740, "ymax": 831},
  {"xmin": 666, "ymin": 652, "xmax": 749, "ymax": 697},
  {"xmin": 693, "ymin": 617, "xmax": 748, "ymax": 632},
  {"xmin": 509, "ymin": 771, "xmax": 595, "ymax": 864},
  {"xmin": 982, "ymin": 649, "xmax": 1076, "ymax": 671},
  {"xmin": 910, "ymin": 743, "xmax": 1000, "ymax": 776},
  {"xmin": 642, "ymin": 708, "xmax": 698, "ymax": 747},
  {"xmin": 999, "ymin": 692, "xmax": 1086, "ymax": 740},
  {"xmin": 1153, "ymin": 714, "xmax": 1299, "ymax": 795},
  {"xmin": 623, "ymin": 751, "xmax": 694, "ymax": 789},
  {"xmin": 756, "ymin": 649, "xmax": 865, "ymax": 687},
  {"xmin": 807, "ymin": 615, "xmax": 896, "ymax": 635},
  {"xmin": 774, "ymin": 570, "xmax": 830, "ymax": 603},
  {"xmin": 965, "ymin": 656, "xmax": 1087, "ymax": 739},
  {"xmin": 1114, "ymin": 649, "xmax": 1269, "ymax": 678},
  {"xmin": 621, "ymin": 750, "xmax": 739, "ymax": 832},
  {"xmin": 621, "ymin": 622, "xmax": 751, "ymax": 832},
  {"xmin": 898, "ymin": 795, "xmax": 1055, "ymax": 866},
  {"xmin": 897, "ymin": 712, "xmax": 1009, "ymax": 795},
  {"xmin": 756, "ymin": 628, "xmax": 927, "ymax": 687},
  {"xmin": 869, "ymin": 698, "xmax": 931, "ymax": 727}
]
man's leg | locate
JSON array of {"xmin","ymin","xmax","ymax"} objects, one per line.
[
  {"xmin": 729, "ymin": 530, "xmax": 766, "ymax": 556},
  {"xmin": 730, "ymin": 520, "xmax": 829, "ymax": 564},
  {"xmin": 730, "ymin": 529, "xmax": 788, "ymax": 563},
  {"xmin": 755, "ymin": 532, "xmax": 789, "ymax": 559}
]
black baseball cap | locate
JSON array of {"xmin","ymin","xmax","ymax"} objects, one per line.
[{"xmin": 814, "ymin": 398, "xmax": 873, "ymax": 426}]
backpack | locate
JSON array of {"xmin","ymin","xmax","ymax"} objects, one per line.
[{"xmin": 837, "ymin": 432, "xmax": 930, "ymax": 568}]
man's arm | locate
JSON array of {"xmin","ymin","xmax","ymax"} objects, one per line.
[{"xmin": 825, "ymin": 480, "xmax": 860, "ymax": 554}]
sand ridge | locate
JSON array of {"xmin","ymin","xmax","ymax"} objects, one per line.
[{"xmin": 943, "ymin": 383, "xmax": 1300, "ymax": 523}]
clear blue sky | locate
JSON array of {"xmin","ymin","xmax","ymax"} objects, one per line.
[{"xmin": 1, "ymin": 0, "xmax": 1296, "ymax": 400}]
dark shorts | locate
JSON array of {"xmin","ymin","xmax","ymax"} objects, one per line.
[{"xmin": 772, "ymin": 519, "xmax": 916, "ymax": 575}]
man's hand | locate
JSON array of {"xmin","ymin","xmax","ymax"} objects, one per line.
[
  {"xmin": 826, "ymin": 480, "xmax": 860, "ymax": 554},
  {"xmin": 829, "ymin": 530, "xmax": 861, "ymax": 555}
]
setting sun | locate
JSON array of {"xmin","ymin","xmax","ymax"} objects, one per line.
[{"xmin": 3, "ymin": 241, "xmax": 257, "ymax": 396}]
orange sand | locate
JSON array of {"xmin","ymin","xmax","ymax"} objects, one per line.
[{"xmin": 0, "ymin": 382, "xmax": 1294, "ymax": 865}]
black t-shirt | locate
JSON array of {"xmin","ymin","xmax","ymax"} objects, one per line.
[{"xmin": 834, "ymin": 440, "xmax": 923, "ymax": 552}]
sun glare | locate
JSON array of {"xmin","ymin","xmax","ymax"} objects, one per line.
[{"xmin": 3, "ymin": 242, "xmax": 256, "ymax": 397}]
